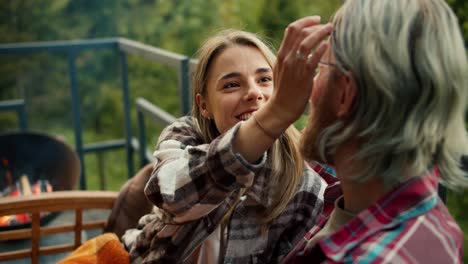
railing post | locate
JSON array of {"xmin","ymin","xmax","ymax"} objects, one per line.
[
  {"xmin": 179, "ymin": 58, "xmax": 191, "ymax": 116},
  {"xmin": 68, "ymin": 51, "xmax": 86, "ymax": 190},
  {"xmin": 18, "ymin": 103, "xmax": 27, "ymax": 131},
  {"xmin": 0, "ymin": 99, "xmax": 27, "ymax": 131},
  {"xmin": 137, "ymin": 110, "xmax": 147, "ymax": 167},
  {"xmin": 120, "ymin": 51, "xmax": 134, "ymax": 178}
]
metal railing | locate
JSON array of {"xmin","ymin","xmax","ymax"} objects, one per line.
[
  {"xmin": 0, "ymin": 99, "xmax": 27, "ymax": 131},
  {"xmin": 136, "ymin": 97, "xmax": 176, "ymax": 167},
  {"xmin": 0, "ymin": 38, "xmax": 191, "ymax": 190}
]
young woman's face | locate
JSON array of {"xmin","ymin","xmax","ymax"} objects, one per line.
[{"xmin": 197, "ymin": 45, "xmax": 273, "ymax": 134}]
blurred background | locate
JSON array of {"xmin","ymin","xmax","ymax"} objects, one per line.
[{"xmin": 0, "ymin": 0, "xmax": 466, "ymax": 260}]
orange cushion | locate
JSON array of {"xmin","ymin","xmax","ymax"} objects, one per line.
[{"xmin": 58, "ymin": 233, "xmax": 129, "ymax": 264}]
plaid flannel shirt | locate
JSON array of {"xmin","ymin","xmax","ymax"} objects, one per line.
[
  {"xmin": 124, "ymin": 116, "xmax": 328, "ymax": 263},
  {"xmin": 282, "ymin": 167, "xmax": 464, "ymax": 264}
]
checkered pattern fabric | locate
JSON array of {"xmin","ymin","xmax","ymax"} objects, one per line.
[{"xmin": 123, "ymin": 116, "xmax": 329, "ymax": 263}]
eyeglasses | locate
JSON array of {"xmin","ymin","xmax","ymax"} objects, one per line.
[
  {"xmin": 318, "ymin": 61, "xmax": 340, "ymax": 68},
  {"xmin": 315, "ymin": 61, "xmax": 349, "ymax": 77}
]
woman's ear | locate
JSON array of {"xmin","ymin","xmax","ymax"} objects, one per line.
[
  {"xmin": 196, "ymin": 93, "xmax": 211, "ymax": 119},
  {"xmin": 337, "ymin": 74, "xmax": 357, "ymax": 118}
]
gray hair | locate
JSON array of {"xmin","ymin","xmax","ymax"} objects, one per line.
[{"xmin": 319, "ymin": 0, "xmax": 468, "ymax": 188}]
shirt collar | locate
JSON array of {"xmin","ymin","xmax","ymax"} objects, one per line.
[{"xmin": 315, "ymin": 167, "xmax": 440, "ymax": 261}]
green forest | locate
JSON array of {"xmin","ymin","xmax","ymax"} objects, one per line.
[{"xmin": 1, "ymin": 0, "xmax": 467, "ymax": 260}]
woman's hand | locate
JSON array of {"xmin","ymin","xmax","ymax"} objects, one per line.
[
  {"xmin": 232, "ymin": 17, "xmax": 333, "ymax": 163},
  {"xmin": 268, "ymin": 16, "xmax": 333, "ymax": 125}
]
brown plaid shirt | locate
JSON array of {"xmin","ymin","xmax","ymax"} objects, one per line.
[{"xmin": 123, "ymin": 116, "xmax": 326, "ymax": 263}]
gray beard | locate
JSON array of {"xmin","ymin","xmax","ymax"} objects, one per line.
[{"xmin": 300, "ymin": 103, "xmax": 337, "ymax": 165}]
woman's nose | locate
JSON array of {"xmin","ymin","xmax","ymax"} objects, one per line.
[{"xmin": 245, "ymin": 83, "xmax": 263, "ymax": 101}]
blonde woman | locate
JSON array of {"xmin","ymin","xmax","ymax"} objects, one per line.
[{"xmin": 123, "ymin": 28, "xmax": 333, "ymax": 263}]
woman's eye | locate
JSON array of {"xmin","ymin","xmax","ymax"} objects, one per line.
[
  {"xmin": 223, "ymin": 82, "xmax": 239, "ymax": 89},
  {"xmin": 259, "ymin": 76, "xmax": 272, "ymax": 83}
]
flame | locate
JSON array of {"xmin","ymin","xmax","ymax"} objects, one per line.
[
  {"xmin": 1, "ymin": 179, "xmax": 54, "ymax": 227},
  {"xmin": 0, "ymin": 215, "xmax": 11, "ymax": 226},
  {"xmin": 15, "ymin": 214, "xmax": 31, "ymax": 224}
]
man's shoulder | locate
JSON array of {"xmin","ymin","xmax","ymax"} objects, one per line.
[
  {"xmin": 346, "ymin": 207, "xmax": 463, "ymax": 263},
  {"xmin": 284, "ymin": 200, "xmax": 463, "ymax": 264}
]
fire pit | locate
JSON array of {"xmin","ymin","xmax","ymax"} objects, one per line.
[{"xmin": 0, "ymin": 132, "xmax": 80, "ymax": 230}]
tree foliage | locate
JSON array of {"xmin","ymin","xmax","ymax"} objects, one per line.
[{"xmin": 447, "ymin": 0, "xmax": 468, "ymax": 45}]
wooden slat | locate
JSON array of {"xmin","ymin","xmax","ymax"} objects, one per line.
[
  {"xmin": 39, "ymin": 244, "xmax": 75, "ymax": 256},
  {"xmin": 0, "ymin": 220, "xmax": 109, "ymax": 242},
  {"xmin": 75, "ymin": 209, "xmax": 82, "ymax": 248},
  {"xmin": 39, "ymin": 220, "xmax": 108, "ymax": 235},
  {"xmin": 0, "ymin": 191, "xmax": 118, "ymax": 216},
  {"xmin": 0, "ymin": 191, "xmax": 118, "ymax": 262},
  {"xmin": 0, "ymin": 244, "xmax": 76, "ymax": 261},
  {"xmin": 41, "ymin": 224, "xmax": 76, "ymax": 236},
  {"xmin": 0, "ymin": 248, "xmax": 31, "ymax": 261},
  {"xmin": 82, "ymin": 220, "xmax": 108, "ymax": 230},
  {"xmin": 0, "ymin": 228, "xmax": 31, "ymax": 241},
  {"xmin": 31, "ymin": 213, "xmax": 40, "ymax": 264}
]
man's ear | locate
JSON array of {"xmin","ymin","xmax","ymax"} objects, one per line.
[
  {"xmin": 337, "ymin": 74, "xmax": 357, "ymax": 118},
  {"xmin": 196, "ymin": 93, "xmax": 211, "ymax": 118}
]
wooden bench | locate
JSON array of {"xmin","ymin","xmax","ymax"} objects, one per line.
[{"xmin": 0, "ymin": 191, "xmax": 118, "ymax": 264}]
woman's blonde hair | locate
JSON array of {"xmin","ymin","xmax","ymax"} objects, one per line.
[
  {"xmin": 318, "ymin": 0, "xmax": 468, "ymax": 188},
  {"xmin": 192, "ymin": 29, "xmax": 304, "ymax": 226}
]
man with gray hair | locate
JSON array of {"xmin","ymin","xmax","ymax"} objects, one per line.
[{"xmin": 269, "ymin": 0, "xmax": 468, "ymax": 263}]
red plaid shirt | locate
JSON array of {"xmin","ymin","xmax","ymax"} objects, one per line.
[{"xmin": 283, "ymin": 166, "xmax": 464, "ymax": 263}]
